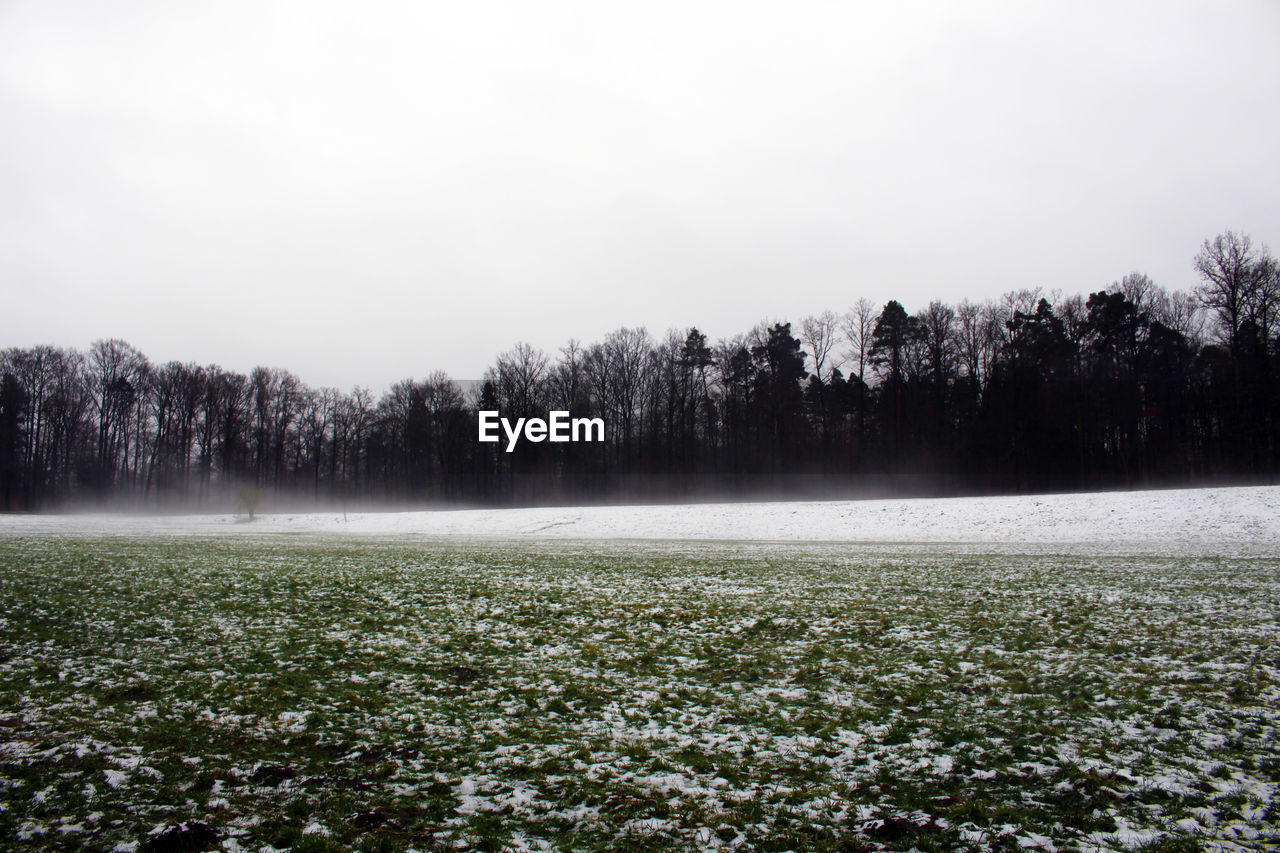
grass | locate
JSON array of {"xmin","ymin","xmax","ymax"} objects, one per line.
[{"xmin": 0, "ymin": 535, "xmax": 1277, "ymax": 851}]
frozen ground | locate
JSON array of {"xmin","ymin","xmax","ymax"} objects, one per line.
[
  {"xmin": 2, "ymin": 536, "xmax": 1277, "ymax": 851},
  {"xmin": 2, "ymin": 485, "xmax": 1277, "ymax": 553},
  {"xmin": 2, "ymin": 487, "xmax": 1278, "ymax": 849}
]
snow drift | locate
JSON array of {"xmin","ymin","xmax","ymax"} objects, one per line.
[{"xmin": 2, "ymin": 485, "xmax": 1277, "ymax": 554}]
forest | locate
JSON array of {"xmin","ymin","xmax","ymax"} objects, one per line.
[{"xmin": 1, "ymin": 230, "xmax": 1277, "ymax": 511}]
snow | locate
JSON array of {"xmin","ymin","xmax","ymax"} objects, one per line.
[{"xmin": 2, "ymin": 485, "xmax": 1277, "ymax": 554}]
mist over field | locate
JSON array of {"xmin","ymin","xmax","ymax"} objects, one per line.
[{"xmin": 5, "ymin": 485, "xmax": 1279, "ymax": 554}]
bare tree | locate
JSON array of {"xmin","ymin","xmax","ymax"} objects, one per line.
[
  {"xmin": 1116, "ymin": 271, "xmax": 1158, "ymax": 319},
  {"xmin": 1149, "ymin": 289, "xmax": 1204, "ymax": 348},
  {"xmin": 586, "ymin": 328, "xmax": 651, "ymax": 458},
  {"xmin": 0, "ymin": 345, "xmax": 86, "ymax": 506},
  {"xmin": 299, "ymin": 386, "xmax": 340, "ymax": 500},
  {"xmin": 491, "ymin": 341, "xmax": 549, "ymax": 418},
  {"xmin": 841, "ymin": 298, "xmax": 876, "ymax": 388},
  {"xmin": 546, "ymin": 339, "xmax": 589, "ymax": 414},
  {"xmin": 330, "ymin": 386, "xmax": 372, "ymax": 498},
  {"xmin": 86, "ymin": 338, "xmax": 149, "ymax": 493},
  {"xmin": 145, "ymin": 361, "xmax": 184, "ymax": 501},
  {"xmin": 1246, "ymin": 254, "xmax": 1279, "ymax": 355},
  {"xmin": 420, "ymin": 372, "xmax": 467, "ymax": 488},
  {"xmin": 1194, "ymin": 230, "xmax": 1270, "ymax": 355},
  {"xmin": 800, "ymin": 310, "xmax": 840, "ymax": 384},
  {"xmin": 954, "ymin": 300, "xmax": 990, "ymax": 386},
  {"xmin": 173, "ymin": 364, "xmax": 205, "ymax": 500},
  {"xmin": 916, "ymin": 300, "xmax": 957, "ymax": 386},
  {"xmin": 1057, "ymin": 294, "xmax": 1091, "ymax": 377},
  {"xmin": 195, "ymin": 367, "xmax": 248, "ymax": 501}
]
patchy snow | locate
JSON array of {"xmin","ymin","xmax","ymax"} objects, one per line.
[
  {"xmin": 2, "ymin": 485, "xmax": 1277, "ymax": 553},
  {"xmin": 3, "ymin": 524, "xmax": 1277, "ymax": 850}
]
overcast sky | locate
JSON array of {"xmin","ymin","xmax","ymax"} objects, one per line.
[{"xmin": 2, "ymin": 1, "xmax": 1277, "ymax": 391}]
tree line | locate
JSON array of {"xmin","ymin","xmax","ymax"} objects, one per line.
[{"xmin": 2, "ymin": 230, "xmax": 1277, "ymax": 511}]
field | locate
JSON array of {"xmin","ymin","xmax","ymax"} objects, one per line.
[{"xmin": 1, "ymin": 530, "xmax": 1277, "ymax": 852}]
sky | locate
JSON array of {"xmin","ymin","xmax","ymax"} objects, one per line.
[{"xmin": 2, "ymin": 1, "xmax": 1278, "ymax": 392}]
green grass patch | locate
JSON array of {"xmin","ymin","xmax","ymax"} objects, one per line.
[{"xmin": 0, "ymin": 535, "xmax": 1277, "ymax": 850}]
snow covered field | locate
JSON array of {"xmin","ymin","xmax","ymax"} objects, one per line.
[
  {"xmin": 3, "ymin": 485, "xmax": 1278, "ymax": 553},
  {"xmin": 1, "ymin": 487, "xmax": 1277, "ymax": 850}
]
